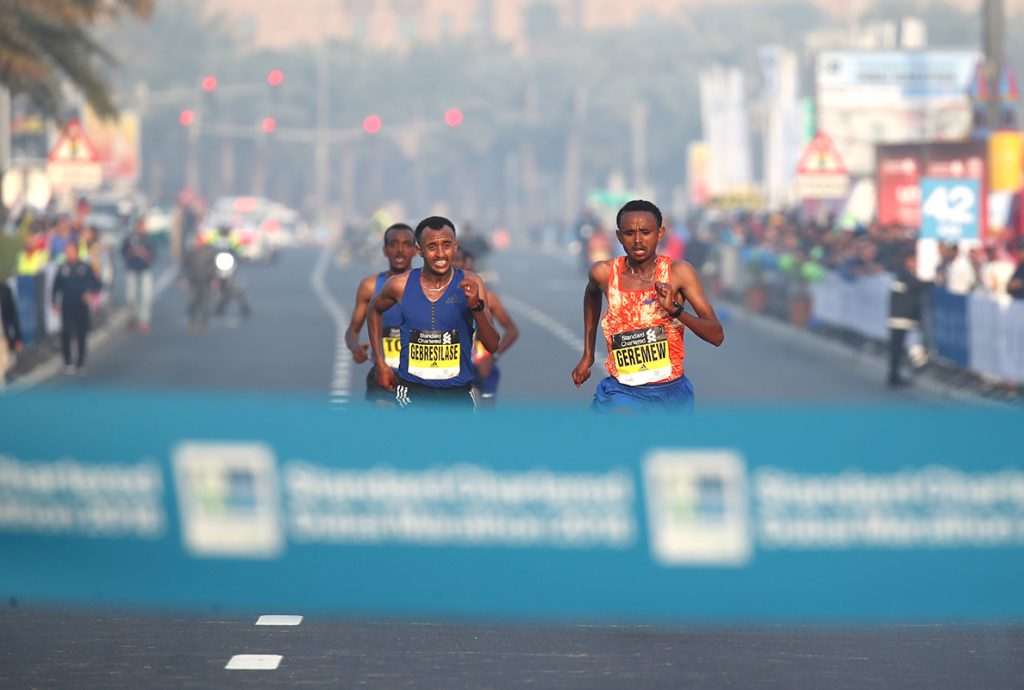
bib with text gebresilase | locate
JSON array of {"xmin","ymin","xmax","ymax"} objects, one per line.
[
  {"xmin": 383, "ymin": 326, "xmax": 402, "ymax": 369},
  {"xmin": 611, "ymin": 326, "xmax": 671, "ymax": 386},
  {"xmin": 408, "ymin": 328, "xmax": 461, "ymax": 380}
]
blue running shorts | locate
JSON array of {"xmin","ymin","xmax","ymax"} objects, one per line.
[
  {"xmin": 591, "ymin": 374, "xmax": 695, "ymax": 413},
  {"xmin": 475, "ymin": 365, "xmax": 501, "ymax": 399}
]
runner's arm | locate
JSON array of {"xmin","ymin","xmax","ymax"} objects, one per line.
[
  {"xmin": 464, "ymin": 273, "xmax": 500, "ymax": 353},
  {"xmin": 572, "ymin": 262, "xmax": 609, "ymax": 386},
  {"xmin": 672, "ymin": 261, "xmax": 724, "ymax": 347},
  {"xmin": 367, "ymin": 276, "xmax": 402, "ymax": 371},
  {"xmin": 487, "ymin": 292, "xmax": 519, "ymax": 357},
  {"xmin": 345, "ymin": 275, "xmax": 376, "ymax": 362}
]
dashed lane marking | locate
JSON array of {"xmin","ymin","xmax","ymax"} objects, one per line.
[
  {"xmin": 500, "ymin": 294, "xmax": 585, "ymax": 353},
  {"xmin": 256, "ymin": 615, "xmax": 303, "ymax": 626},
  {"xmin": 225, "ymin": 654, "xmax": 282, "ymax": 670},
  {"xmin": 311, "ymin": 243, "xmax": 351, "ymax": 406}
]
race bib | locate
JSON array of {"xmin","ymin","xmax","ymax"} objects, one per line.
[
  {"xmin": 408, "ymin": 329, "xmax": 461, "ymax": 380},
  {"xmin": 383, "ymin": 327, "xmax": 401, "ymax": 369},
  {"xmin": 612, "ymin": 326, "xmax": 671, "ymax": 386}
]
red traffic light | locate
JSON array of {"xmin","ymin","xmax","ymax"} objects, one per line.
[
  {"xmin": 179, "ymin": 109, "xmax": 195, "ymax": 127},
  {"xmin": 261, "ymin": 117, "xmax": 277, "ymax": 134},
  {"xmin": 363, "ymin": 114, "xmax": 382, "ymax": 134},
  {"xmin": 267, "ymin": 69, "xmax": 285, "ymax": 87},
  {"xmin": 444, "ymin": 108, "xmax": 463, "ymax": 127},
  {"xmin": 201, "ymin": 75, "xmax": 218, "ymax": 92}
]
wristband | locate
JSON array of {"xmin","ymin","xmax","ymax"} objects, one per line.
[
  {"xmin": 470, "ymin": 300, "xmax": 486, "ymax": 313},
  {"xmin": 668, "ymin": 301, "xmax": 684, "ymax": 319}
]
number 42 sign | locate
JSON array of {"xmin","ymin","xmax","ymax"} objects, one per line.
[{"xmin": 919, "ymin": 177, "xmax": 981, "ymax": 241}]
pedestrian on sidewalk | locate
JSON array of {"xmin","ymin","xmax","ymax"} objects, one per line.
[
  {"xmin": 121, "ymin": 218, "xmax": 156, "ymax": 333},
  {"xmin": 52, "ymin": 243, "xmax": 100, "ymax": 375},
  {"xmin": 0, "ymin": 280, "xmax": 24, "ymax": 389}
]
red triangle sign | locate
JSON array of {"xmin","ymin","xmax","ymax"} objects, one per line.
[
  {"xmin": 796, "ymin": 131, "xmax": 847, "ymax": 175},
  {"xmin": 48, "ymin": 118, "xmax": 100, "ymax": 163}
]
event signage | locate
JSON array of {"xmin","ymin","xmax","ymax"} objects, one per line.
[
  {"xmin": 920, "ymin": 177, "xmax": 981, "ymax": 241},
  {"xmin": 2, "ymin": 391, "xmax": 1023, "ymax": 623},
  {"xmin": 876, "ymin": 145, "xmax": 922, "ymax": 227}
]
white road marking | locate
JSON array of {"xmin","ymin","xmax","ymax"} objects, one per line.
[
  {"xmin": 500, "ymin": 294, "xmax": 585, "ymax": 353},
  {"xmin": 311, "ymin": 243, "xmax": 351, "ymax": 405},
  {"xmin": 256, "ymin": 615, "xmax": 303, "ymax": 626},
  {"xmin": 225, "ymin": 654, "xmax": 282, "ymax": 670},
  {"xmin": 7, "ymin": 264, "xmax": 178, "ymax": 393}
]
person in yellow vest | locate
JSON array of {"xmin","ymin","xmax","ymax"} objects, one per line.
[{"xmin": 16, "ymin": 234, "xmax": 50, "ymax": 276}]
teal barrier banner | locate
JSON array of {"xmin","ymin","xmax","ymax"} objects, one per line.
[{"xmin": 1, "ymin": 390, "xmax": 1022, "ymax": 623}]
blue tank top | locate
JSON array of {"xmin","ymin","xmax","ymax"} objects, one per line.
[
  {"xmin": 375, "ymin": 272, "xmax": 403, "ymax": 370},
  {"xmin": 398, "ymin": 268, "xmax": 476, "ymax": 387}
]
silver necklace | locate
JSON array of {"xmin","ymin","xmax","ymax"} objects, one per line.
[
  {"xmin": 422, "ymin": 272, "xmax": 453, "ymax": 293},
  {"xmin": 626, "ymin": 260, "xmax": 655, "ymax": 283}
]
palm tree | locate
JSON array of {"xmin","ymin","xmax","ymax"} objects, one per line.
[{"xmin": 0, "ymin": 0, "xmax": 153, "ymax": 120}]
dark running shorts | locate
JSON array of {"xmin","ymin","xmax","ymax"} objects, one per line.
[{"xmin": 394, "ymin": 379, "xmax": 477, "ymax": 410}]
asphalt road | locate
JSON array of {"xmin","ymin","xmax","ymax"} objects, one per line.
[
  {"xmin": 36, "ymin": 243, "xmax": 951, "ymax": 407},
  {"xmin": 2, "ymin": 607, "xmax": 1022, "ymax": 690},
  {"xmin": 11, "ymin": 242, "xmax": 1009, "ymax": 689}
]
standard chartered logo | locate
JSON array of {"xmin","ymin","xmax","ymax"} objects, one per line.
[
  {"xmin": 173, "ymin": 442, "xmax": 283, "ymax": 559},
  {"xmin": 642, "ymin": 450, "xmax": 752, "ymax": 567}
]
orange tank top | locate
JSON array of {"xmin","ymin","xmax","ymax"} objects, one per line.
[{"xmin": 601, "ymin": 256, "xmax": 685, "ymax": 386}]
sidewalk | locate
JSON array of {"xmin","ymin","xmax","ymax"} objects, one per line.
[
  {"xmin": 5, "ymin": 265, "xmax": 177, "ymax": 392},
  {"xmin": 722, "ymin": 295, "xmax": 1022, "ymax": 409}
]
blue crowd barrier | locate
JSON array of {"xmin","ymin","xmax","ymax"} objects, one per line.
[{"xmin": 1, "ymin": 389, "xmax": 1022, "ymax": 623}]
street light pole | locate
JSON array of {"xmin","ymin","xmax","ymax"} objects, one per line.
[{"xmin": 983, "ymin": 0, "xmax": 1005, "ymax": 130}]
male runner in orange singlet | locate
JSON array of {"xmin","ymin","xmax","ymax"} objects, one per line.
[{"xmin": 571, "ymin": 199, "xmax": 724, "ymax": 412}]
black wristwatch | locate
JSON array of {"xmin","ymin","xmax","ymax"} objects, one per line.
[
  {"xmin": 668, "ymin": 301, "xmax": 684, "ymax": 319},
  {"xmin": 470, "ymin": 300, "xmax": 486, "ymax": 313}
]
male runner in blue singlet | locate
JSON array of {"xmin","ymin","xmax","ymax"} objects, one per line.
[
  {"xmin": 345, "ymin": 223, "xmax": 417, "ymax": 405},
  {"xmin": 367, "ymin": 216, "xmax": 499, "ymax": 409}
]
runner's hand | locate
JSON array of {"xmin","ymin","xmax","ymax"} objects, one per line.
[
  {"xmin": 572, "ymin": 355, "xmax": 594, "ymax": 387},
  {"xmin": 351, "ymin": 342, "xmax": 370, "ymax": 364},
  {"xmin": 376, "ymin": 364, "xmax": 397, "ymax": 391},
  {"xmin": 654, "ymin": 281, "xmax": 676, "ymax": 313},
  {"xmin": 459, "ymin": 278, "xmax": 482, "ymax": 310}
]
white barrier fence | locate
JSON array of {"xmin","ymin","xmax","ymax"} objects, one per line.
[{"xmin": 809, "ymin": 270, "xmax": 1024, "ymax": 385}]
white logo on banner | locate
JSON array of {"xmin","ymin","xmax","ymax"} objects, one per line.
[
  {"xmin": 173, "ymin": 442, "xmax": 283, "ymax": 558},
  {"xmin": 642, "ymin": 450, "xmax": 752, "ymax": 566}
]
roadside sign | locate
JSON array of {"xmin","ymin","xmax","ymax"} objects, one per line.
[
  {"xmin": 919, "ymin": 176, "xmax": 981, "ymax": 241},
  {"xmin": 46, "ymin": 118, "xmax": 103, "ymax": 191},
  {"xmin": 795, "ymin": 131, "xmax": 850, "ymax": 200}
]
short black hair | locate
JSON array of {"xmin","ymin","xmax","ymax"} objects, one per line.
[
  {"xmin": 616, "ymin": 199, "xmax": 663, "ymax": 229},
  {"xmin": 383, "ymin": 223, "xmax": 414, "ymax": 244},
  {"xmin": 414, "ymin": 216, "xmax": 456, "ymax": 245}
]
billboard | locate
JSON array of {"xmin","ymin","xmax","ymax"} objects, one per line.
[
  {"xmin": 817, "ymin": 51, "xmax": 979, "ymax": 176},
  {"xmin": 876, "ymin": 144, "xmax": 922, "ymax": 228}
]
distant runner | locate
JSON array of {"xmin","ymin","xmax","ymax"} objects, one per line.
[
  {"xmin": 345, "ymin": 223, "xmax": 417, "ymax": 405},
  {"xmin": 454, "ymin": 248, "xmax": 518, "ymax": 407},
  {"xmin": 571, "ymin": 199, "xmax": 724, "ymax": 412},
  {"xmin": 367, "ymin": 216, "xmax": 499, "ymax": 409}
]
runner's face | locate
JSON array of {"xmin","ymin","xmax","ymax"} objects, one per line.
[
  {"xmin": 383, "ymin": 229, "xmax": 416, "ymax": 273},
  {"xmin": 417, "ymin": 227, "xmax": 457, "ymax": 277},
  {"xmin": 616, "ymin": 211, "xmax": 663, "ymax": 264}
]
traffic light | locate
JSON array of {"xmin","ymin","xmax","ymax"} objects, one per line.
[
  {"xmin": 267, "ymin": 69, "xmax": 285, "ymax": 87},
  {"xmin": 179, "ymin": 109, "xmax": 195, "ymax": 127},
  {"xmin": 444, "ymin": 107, "xmax": 463, "ymax": 127},
  {"xmin": 261, "ymin": 117, "xmax": 277, "ymax": 134},
  {"xmin": 201, "ymin": 75, "xmax": 218, "ymax": 93},
  {"xmin": 363, "ymin": 114, "xmax": 382, "ymax": 134}
]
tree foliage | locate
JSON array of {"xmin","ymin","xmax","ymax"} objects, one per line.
[{"xmin": 0, "ymin": 0, "xmax": 152, "ymax": 119}]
